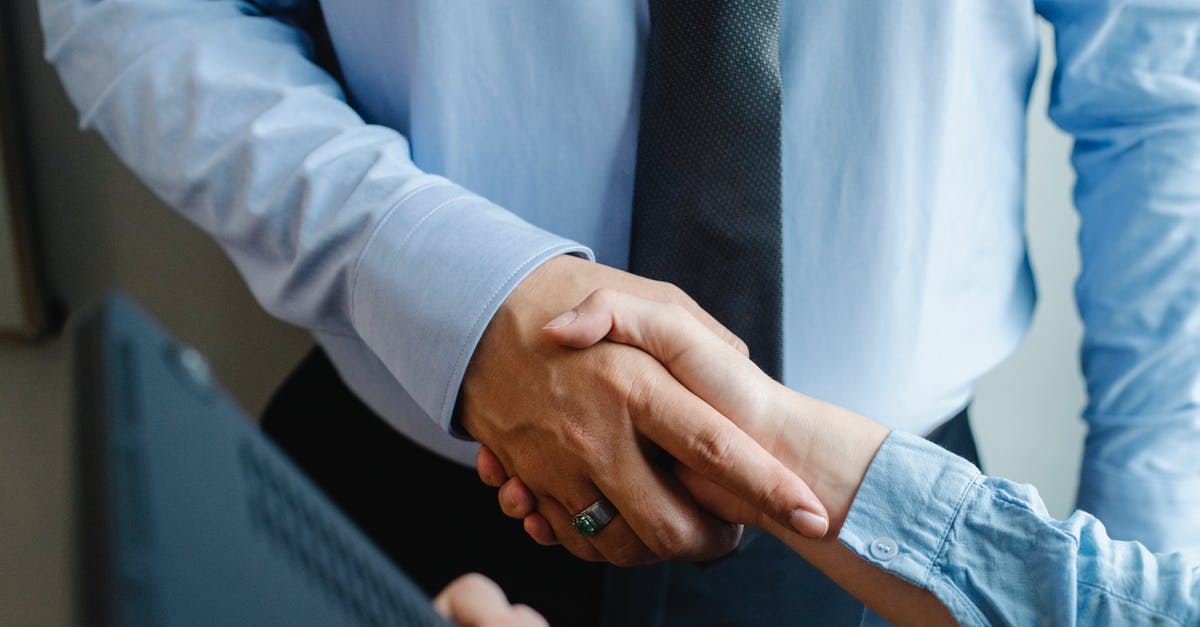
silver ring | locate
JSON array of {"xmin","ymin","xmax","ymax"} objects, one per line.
[{"xmin": 572, "ymin": 497, "xmax": 617, "ymax": 537}]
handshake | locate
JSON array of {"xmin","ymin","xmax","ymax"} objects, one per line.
[
  {"xmin": 442, "ymin": 258, "xmax": 1192, "ymax": 626},
  {"xmin": 461, "ymin": 255, "xmax": 853, "ymax": 568},
  {"xmin": 475, "ymin": 287, "xmax": 838, "ymax": 556},
  {"xmin": 449, "ymin": 262, "xmax": 951, "ymax": 626}
]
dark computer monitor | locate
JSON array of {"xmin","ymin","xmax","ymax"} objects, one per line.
[{"xmin": 74, "ymin": 295, "xmax": 449, "ymax": 626}]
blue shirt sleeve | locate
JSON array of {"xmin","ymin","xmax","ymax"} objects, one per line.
[
  {"xmin": 1031, "ymin": 0, "xmax": 1200, "ymax": 556},
  {"xmin": 39, "ymin": 0, "xmax": 592, "ymax": 433},
  {"xmin": 841, "ymin": 431, "xmax": 1200, "ymax": 626}
]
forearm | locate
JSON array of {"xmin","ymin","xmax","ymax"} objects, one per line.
[
  {"xmin": 764, "ymin": 386, "xmax": 1200, "ymax": 626},
  {"xmin": 762, "ymin": 520, "xmax": 954, "ymax": 627},
  {"xmin": 1039, "ymin": 0, "xmax": 1200, "ymax": 554},
  {"xmin": 526, "ymin": 287, "xmax": 1200, "ymax": 622},
  {"xmin": 42, "ymin": 0, "xmax": 589, "ymax": 431},
  {"xmin": 756, "ymin": 387, "xmax": 956, "ymax": 626}
]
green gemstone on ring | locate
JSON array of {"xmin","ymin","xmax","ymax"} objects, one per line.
[{"xmin": 573, "ymin": 513, "xmax": 599, "ymax": 536}]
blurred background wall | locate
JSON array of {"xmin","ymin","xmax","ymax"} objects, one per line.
[
  {"xmin": 0, "ymin": 6, "xmax": 1084, "ymax": 625},
  {"xmin": 0, "ymin": 4, "xmax": 312, "ymax": 625}
]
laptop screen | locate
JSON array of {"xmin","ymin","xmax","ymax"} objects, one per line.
[{"xmin": 74, "ymin": 295, "xmax": 449, "ymax": 627}]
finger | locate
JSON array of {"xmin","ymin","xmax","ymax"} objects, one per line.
[
  {"xmin": 543, "ymin": 287, "xmax": 749, "ymax": 357},
  {"xmin": 586, "ymin": 441, "xmax": 743, "ymax": 562},
  {"xmin": 498, "ymin": 477, "xmax": 538, "ymax": 519},
  {"xmin": 477, "ymin": 446, "xmax": 509, "ymax": 488},
  {"xmin": 549, "ymin": 288, "xmax": 724, "ymax": 365},
  {"xmin": 668, "ymin": 292, "xmax": 750, "ymax": 357},
  {"xmin": 433, "ymin": 573, "xmax": 511, "ymax": 627},
  {"xmin": 545, "ymin": 289, "xmax": 750, "ymax": 392},
  {"xmin": 544, "ymin": 290, "xmax": 828, "ymax": 536},
  {"xmin": 555, "ymin": 483, "xmax": 659, "ymax": 566},
  {"xmin": 541, "ymin": 306, "xmax": 609, "ymax": 348},
  {"xmin": 631, "ymin": 372, "xmax": 829, "ymax": 538},
  {"xmin": 640, "ymin": 284, "xmax": 750, "ymax": 357},
  {"xmin": 523, "ymin": 513, "xmax": 559, "ymax": 546},
  {"xmin": 534, "ymin": 497, "xmax": 607, "ymax": 562},
  {"xmin": 545, "ymin": 288, "xmax": 743, "ymax": 377},
  {"xmin": 674, "ymin": 464, "xmax": 758, "ymax": 526}
]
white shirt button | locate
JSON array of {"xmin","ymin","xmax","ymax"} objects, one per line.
[{"xmin": 870, "ymin": 537, "xmax": 899, "ymax": 561}]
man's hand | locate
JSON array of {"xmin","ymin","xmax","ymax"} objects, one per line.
[
  {"xmin": 461, "ymin": 256, "xmax": 827, "ymax": 566},
  {"xmin": 476, "ymin": 287, "xmax": 834, "ymax": 545},
  {"xmin": 434, "ymin": 573, "xmax": 548, "ymax": 627},
  {"xmin": 484, "ymin": 291, "xmax": 957, "ymax": 627}
]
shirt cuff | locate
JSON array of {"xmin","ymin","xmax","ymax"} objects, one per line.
[
  {"xmin": 349, "ymin": 182, "xmax": 593, "ymax": 434},
  {"xmin": 838, "ymin": 431, "xmax": 985, "ymax": 625}
]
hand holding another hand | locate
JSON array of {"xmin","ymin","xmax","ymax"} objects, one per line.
[
  {"xmin": 462, "ymin": 258, "xmax": 827, "ymax": 566},
  {"xmin": 476, "ymin": 289, "xmax": 960, "ymax": 627},
  {"xmin": 476, "ymin": 286, "xmax": 831, "ymax": 549}
]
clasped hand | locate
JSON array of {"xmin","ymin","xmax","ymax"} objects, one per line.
[{"xmin": 460, "ymin": 256, "xmax": 828, "ymax": 567}]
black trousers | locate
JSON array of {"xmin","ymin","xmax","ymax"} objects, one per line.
[{"xmin": 262, "ymin": 349, "xmax": 979, "ymax": 627}]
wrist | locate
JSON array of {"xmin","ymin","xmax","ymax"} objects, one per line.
[
  {"xmin": 769, "ymin": 387, "xmax": 890, "ymax": 530},
  {"xmin": 496, "ymin": 254, "xmax": 579, "ymax": 321}
]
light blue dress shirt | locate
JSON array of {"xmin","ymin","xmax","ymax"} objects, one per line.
[
  {"xmin": 844, "ymin": 431, "xmax": 1200, "ymax": 626},
  {"xmin": 41, "ymin": 0, "xmax": 1200, "ymax": 559}
]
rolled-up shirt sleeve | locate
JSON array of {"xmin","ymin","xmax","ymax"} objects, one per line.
[
  {"xmin": 39, "ymin": 0, "xmax": 591, "ymax": 432},
  {"xmin": 1032, "ymin": 0, "xmax": 1200, "ymax": 556},
  {"xmin": 841, "ymin": 431, "xmax": 1200, "ymax": 627}
]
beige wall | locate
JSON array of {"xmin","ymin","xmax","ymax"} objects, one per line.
[
  {"xmin": 0, "ymin": 7, "xmax": 1084, "ymax": 626},
  {"xmin": 972, "ymin": 20, "xmax": 1088, "ymax": 519},
  {"xmin": 0, "ymin": 3, "xmax": 311, "ymax": 625}
]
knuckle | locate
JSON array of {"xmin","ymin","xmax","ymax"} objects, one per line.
[
  {"xmin": 668, "ymin": 284, "xmax": 700, "ymax": 309},
  {"xmin": 651, "ymin": 520, "xmax": 696, "ymax": 558},
  {"xmin": 622, "ymin": 367, "xmax": 659, "ymax": 422},
  {"xmin": 662, "ymin": 299, "xmax": 691, "ymax": 314},
  {"xmin": 663, "ymin": 301, "xmax": 690, "ymax": 320},
  {"xmin": 691, "ymin": 427, "xmax": 736, "ymax": 476},
  {"xmin": 559, "ymin": 410, "xmax": 601, "ymax": 460},
  {"xmin": 590, "ymin": 342, "xmax": 623, "ymax": 378},
  {"xmin": 591, "ymin": 287, "xmax": 619, "ymax": 308},
  {"xmin": 656, "ymin": 280, "xmax": 686, "ymax": 300},
  {"xmin": 759, "ymin": 470, "xmax": 792, "ymax": 510}
]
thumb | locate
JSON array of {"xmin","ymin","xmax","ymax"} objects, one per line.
[
  {"xmin": 542, "ymin": 288, "xmax": 720, "ymax": 366},
  {"xmin": 543, "ymin": 288, "xmax": 830, "ymax": 538},
  {"xmin": 543, "ymin": 289, "xmax": 759, "ymax": 424},
  {"xmin": 540, "ymin": 292, "xmax": 619, "ymax": 348}
]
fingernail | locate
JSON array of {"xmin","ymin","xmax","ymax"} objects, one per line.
[
  {"xmin": 791, "ymin": 509, "xmax": 829, "ymax": 538},
  {"xmin": 542, "ymin": 310, "xmax": 578, "ymax": 330}
]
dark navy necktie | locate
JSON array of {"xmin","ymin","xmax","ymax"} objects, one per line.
[{"xmin": 629, "ymin": 0, "xmax": 784, "ymax": 379}]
